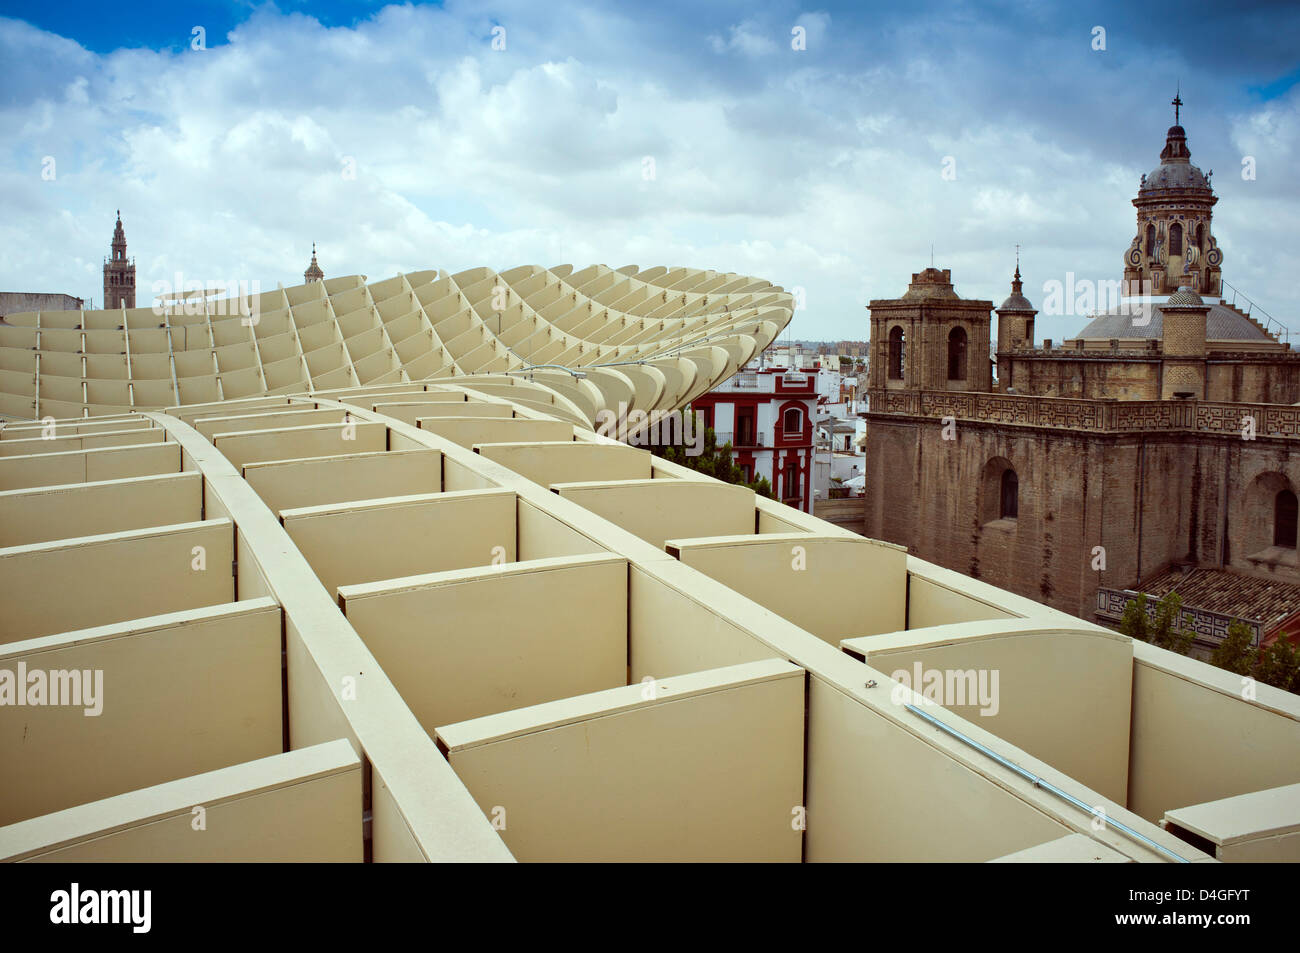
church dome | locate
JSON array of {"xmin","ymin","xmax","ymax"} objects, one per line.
[
  {"xmin": 1138, "ymin": 124, "xmax": 1212, "ymax": 194},
  {"xmin": 1166, "ymin": 285, "xmax": 1205, "ymax": 308},
  {"xmin": 999, "ymin": 291, "xmax": 1035, "ymax": 312},
  {"xmin": 1070, "ymin": 300, "xmax": 1271, "ymax": 343},
  {"xmin": 1140, "ymin": 162, "xmax": 1212, "ymax": 193},
  {"xmin": 997, "ymin": 262, "xmax": 1035, "ymax": 312},
  {"xmin": 304, "ymin": 243, "xmax": 324, "ymax": 283}
]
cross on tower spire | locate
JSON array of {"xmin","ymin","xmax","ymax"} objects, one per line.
[{"xmin": 1172, "ymin": 84, "xmax": 1182, "ymax": 125}]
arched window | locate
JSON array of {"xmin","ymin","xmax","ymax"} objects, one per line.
[
  {"xmin": 1170, "ymin": 223, "xmax": 1183, "ymax": 257},
  {"xmin": 1195, "ymin": 223, "xmax": 1205, "ymax": 251},
  {"xmin": 1000, "ymin": 469, "xmax": 1018, "ymax": 520},
  {"xmin": 1275, "ymin": 490, "xmax": 1297, "ymax": 548},
  {"xmin": 1145, "ymin": 224, "xmax": 1155, "ymax": 255},
  {"xmin": 888, "ymin": 326, "xmax": 905, "ymax": 380},
  {"xmin": 947, "ymin": 327, "xmax": 968, "ymax": 380},
  {"xmin": 783, "ymin": 407, "xmax": 802, "ymax": 436}
]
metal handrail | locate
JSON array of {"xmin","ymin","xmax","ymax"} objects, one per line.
[
  {"xmin": 1221, "ymin": 280, "xmax": 1289, "ymax": 344},
  {"xmin": 904, "ymin": 703, "xmax": 1190, "ymax": 862}
]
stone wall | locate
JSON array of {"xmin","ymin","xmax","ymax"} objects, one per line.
[
  {"xmin": 865, "ymin": 411, "xmax": 1300, "ymax": 619},
  {"xmin": 999, "ymin": 353, "xmax": 1161, "ymax": 399},
  {"xmin": 0, "ymin": 292, "xmax": 84, "ymax": 318}
]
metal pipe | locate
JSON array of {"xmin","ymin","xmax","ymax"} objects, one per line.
[{"xmin": 903, "ymin": 703, "xmax": 1190, "ymax": 863}]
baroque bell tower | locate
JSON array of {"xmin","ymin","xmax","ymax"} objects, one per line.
[
  {"xmin": 103, "ymin": 210, "xmax": 136, "ymax": 309},
  {"xmin": 1122, "ymin": 92, "xmax": 1223, "ymax": 297}
]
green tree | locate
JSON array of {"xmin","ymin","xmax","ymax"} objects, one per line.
[
  {"xmin": 1119, "ymin": 593, "xmax": 1150, "ymax": 643},
  {"xmin": 1150, "ymin": 592, "xmax": 1195, "ymax": 655},
  {"xmin": 1119, "ymin": 592, "xmax": 1193, "ymax": 655},
  {"xmin": 1253, "ymin": 636, "xmax": 1300, "ymax": 693},
  {"xmin": 1119, "ymin": 594, "xmax": 1300, "ymax": 697},
  {"xmin": 1210, "ymin": 620, "xmax": 1257, "ymax": 676}
]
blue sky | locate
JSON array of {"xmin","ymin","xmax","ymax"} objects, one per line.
[{"xmin": 1, "ymin": 0, "xmax": 1297, "ymax": 340}]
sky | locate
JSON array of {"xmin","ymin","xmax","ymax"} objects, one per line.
[{"xmin": 1, "ymin": 0, "xmax": 1298, "ymax": 342}]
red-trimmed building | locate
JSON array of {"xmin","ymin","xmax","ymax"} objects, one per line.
[{"xmin": 692, "ymin": 366, "xmax": 818, "ymax": 512}]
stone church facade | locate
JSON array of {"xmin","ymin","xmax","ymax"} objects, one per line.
[{"xmin": 864, "ymin": 112, "xmax": 1300, "ymax": 627}]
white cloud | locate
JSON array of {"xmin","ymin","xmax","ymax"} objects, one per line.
[{"xmin": 0, "ymin": 3, "xmax": 1296, "ymax": 346}]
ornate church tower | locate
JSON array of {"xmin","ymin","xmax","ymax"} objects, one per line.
[
  {"xmin": 1122, "ymin": 92, "xmax": 1223, "ymax": 297},
  {"xmin": 994, "ymin": 254, "xmax": 1037, "ymax": 392},
  {"xmin": 304, "ymin": 243, "xmax": 325, "ymax": 283},
  {"xmin": 102, "ymin": 211, "xmax": 136, "ymax": 309}
]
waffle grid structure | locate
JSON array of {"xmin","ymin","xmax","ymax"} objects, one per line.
[
  {"xmin": 0, "ymin": 267, "xmax": 1297, "ymax": 863},
  {"xmin": 0, "ymin": 264, "xmax": 793, "ymax": 427}
]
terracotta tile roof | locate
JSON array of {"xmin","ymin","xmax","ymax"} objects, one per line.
[{"xmin": 1140, "ymin": 566, "xmax": 1300, "ymax": 634}]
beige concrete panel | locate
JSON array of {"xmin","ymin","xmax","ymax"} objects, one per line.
[
  {"xmin": 516, "ymin": 498, "xmax": 607, "ymax": 560},
  {"xmin": 909, "ymin": 573, "xmax": 1020, "ymax": 628},
  {"xmin": 752, "ymin": 495, "xmax": 863, "ymax": 538},
  {"xmin": 476, "ymin": 441, "xmax": 652, "ymax": 487},
  {"xmin": 372, "ymin": 771, "xmax": 428, "ymax": 862},
  {"xmin": 628, "ymin": 565, "xmax": 780, "ymax": 680},
  {"xmin": 0, "ymin": 519, "xmax": 235, "ymax": 642},
  {"xmin": 242, "ymin": 449, "xmax": 441, "ymax": 514},
  {"xmin": 0, "ymin": 741, "xmax": 361, "ymax": 862},
  {"xmin": 0, "ymin": 598, "xmax": 282, "ymax": 826},
  {"xmin": 214, "ymin": 420, "xmax": 387, "ymax": 470},
  {"xmin": 553, "ymin": 478, "xmax": 755, "ymax": 549},
  {"xmin": 0, "ymin": 442, "xmax": 180, "ymax": 491},
  {"xmin": 907, "ymin": 557, "xmax": 1089, "ymax": 628},
  {"xmin": 417, "ymin": 402, "xmax": 514, "ymax": 418},
  {"xmin": 1213, "ymin": 831, "xmax": 1300, "ymax": 863},
  {"xmin": 437, "ymin": 660, "xmax": 805, "ymax": 862},
  {"xmin": 0, "ymin": 428, "xmax": 165, "ymax": 457},
  {"xmin": 370, "ymin": 401, "xmax": 456, "ymax": 425},
  {"xmin": 283, "ymin": 615, "xmax": 359, "ymax": 753},
  {"xmin": 805, "ymin": 675, "xmax": 1074, "ymax": 861},
  {"xmin": 340, "ymin": 555, "xmax": 627, "ymax": 730},
  {"xmin": 989, "ymin": 833, "xmax": 1131, "ymax": 862},
  {"xmin": 142, "ymin": 412, "xmax": 514, "ymax": 862},
  {"xmin": 442, "ymin": 455, "xmax": 499, "ymax": 491},
  {"xmin": 0, "ymin": 472, "xmax": 201, "ymax": 547},
  {"xmin": 849, "ymin": 622, "xmax": 1133, "ymax": 805},
  {"xmin": 364, "ymin": 391, "xmax": 467, "ymax": 408},
  {"xmin": 498, "ymin": 396, "xmax": 590, "ymax": 426},
  {"xmin": 417, "ymin": 416, "xmax": 574, "ymax": 449},
  {"xmin": 1129, "ymin": 641, "xmax": 1300, "ymax": 821},
  {"xmin": 169, "ymin": 397, "xmax": 295, "ymax": 426},
  {"xmin": 282, "ymin": 489, "xmax": 516, "ymax": 597},
  {"xmin": 1164, "ymin": 782, "xmax": 1300, "ymax": 863},
  {"xmin": 1, "ymin": 417, "xmax": 151, "ymax": 439},
  {"xmin": 234, "ymin": 530, "xmax": 276, "ymax": 602},
  {"xmin": 194, "ymin": 407, "xmax": 346, "ymax": 440},
  {"xmin": 666, "ymin": 534, "xmax": 907, "ymax": 645}
]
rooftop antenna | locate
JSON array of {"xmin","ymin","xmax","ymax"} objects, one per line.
[{"xmin": 930, "ymin": 243, "xmax": 934, "ymax": 268}]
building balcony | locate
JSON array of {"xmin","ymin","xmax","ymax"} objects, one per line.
[{"xmin": 716, "ymin": 430, "xmax": 765, "ymax": 448}]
